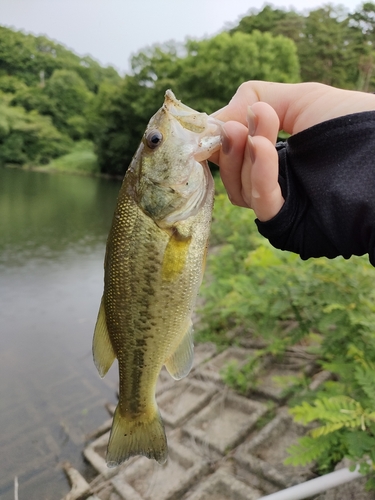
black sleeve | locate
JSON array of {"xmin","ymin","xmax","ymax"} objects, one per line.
[{"xmin": 255, "ymin": 111, "xmax": 375, "ymax": 266}]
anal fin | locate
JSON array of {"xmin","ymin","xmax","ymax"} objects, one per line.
[
  {"xmin": 164, "ymin": 322, "xmax": 194, "ymax": 380},
  {"xmin": 93, "ymin": 298, "xmax": 116, "ymax": 377}
]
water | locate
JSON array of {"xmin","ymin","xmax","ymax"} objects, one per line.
[{"xmin": 0, "ymin": 168, "xmax": 122, "ymax": 499}]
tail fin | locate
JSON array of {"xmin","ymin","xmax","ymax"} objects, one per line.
[{"xmin": 106, "ymin": 404, "xmax": 168, "ymax": 467}]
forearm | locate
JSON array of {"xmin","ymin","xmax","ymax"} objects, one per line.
[{"xmin": 256, "ymin": 111, "xmax": 375, "ymax": 265}]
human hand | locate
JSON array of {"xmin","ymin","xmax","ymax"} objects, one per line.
[{"xmin": 211, "ymin": 82, "xmax": 375, "ymax": 221}]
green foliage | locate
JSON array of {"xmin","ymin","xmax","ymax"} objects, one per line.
[
  {"xmin": 0, "ymin": 26, "xmax": 120, "ymax": 90},
  {"xmin": 0, "ymin": 94, "xmax": 72, "ymax": 165},
  {"xmin": 231, "ymin": 3, "xmax": 375, "ymax": 91},
  {"xmin": 178, "ymin": 31, "xmax": 300, "ymax": 112},
  {"xmin": 96, "ymin": 31, "xmax": 299, "ymax": 175},
  {"xmin": 232, "ymin": 5, "xmax": 305, "ymax": 44},
  {"xmin": 43, "ymin": 140, "xmax": 98, "ymax": 174},
  {"xmin": 44, "ymin": 69, "xmax": 94, "ymax": 138},
  {"xmin": 199, "ymin": 182, "xmax": 375, "ymax": 478},
  {"xmin": 221, "ymin": 353, "xmax": 263, "ymax": 394},
  {"xmin": 285, "ymin": 433, "xmax": 344, "ymax": 470},
  {"xmin": 0, "ymin": 25, "xmax": 120, "ymax": 170}
]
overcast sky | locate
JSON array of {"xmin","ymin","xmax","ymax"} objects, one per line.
[{"xmin": 0, "ymin": 0, "xmax": 364, "ymax": 74}]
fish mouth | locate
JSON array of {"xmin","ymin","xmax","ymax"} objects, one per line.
[{"xmin": 164, "ymin": 89, "xmax": 223, "ymax": 138}]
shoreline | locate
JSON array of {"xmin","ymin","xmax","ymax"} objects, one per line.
[{"xmin": 3, "ymin": 163, "xmax": 124, "ymax": 181}]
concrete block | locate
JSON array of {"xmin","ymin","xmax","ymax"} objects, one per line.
[
  {"xmin": 83, "ymin": 431, "xmax": 122, "ymax": 479},
  {"xmin": 111, "ymin": 434, "xmax": 209, "ymax": 500},
  {"xmin": 61, "ymin": 461, "xmax": 90, "ymax": 500},
  {"xmin": 234, "ymin": 461, "xmax": 280, "ymax": 496},
  {"xmin": 195, "ymin": 347, "xmax": 257, "ymax": 384},
  {"xmin": 235, "ymin": 409, "xmax": 315, "ymax": 488},
  {"xmin": 155, "ymin": 343, "xmax": 217, "ymax": 397},
  {"xmin": 191, "ymin": 342, "xmax": 217, "ymax": 369},
  {"xmin": 253, "ymin": 366, "xmax": 305, "ymax": 402},
  {"xmin": 252, "ymin": 351, "xmax": 315, "ymax": 402},
  {"xmin": 155, "ymin": 367, "xmax": 174, "ymax": 396},
  {"xmin": 158, "ymin": 378, "xmax": 217, "ymax": 428},
  {"xmin": 184, "ymin": 390, "xmax": 268, "ymax": 455},
  {"xmin": 184, "ymin": 469, "xmax": 262, "ymax": 500}
]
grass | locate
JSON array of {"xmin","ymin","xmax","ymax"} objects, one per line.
[{"xmin": 43, "ymin": 140, "xmax": 99, "ymax": 175}]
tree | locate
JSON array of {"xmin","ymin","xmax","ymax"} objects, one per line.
[
  {"xmin": 44, "ymin": 69, "xmax": 94, "ymax": 139},
  {"xmin": 95, "ymin": 32, "xmax": 300, "ymax": 176},
  {"xmin": 177, "ymin": 31, "xmax": 300, "ymax": 113},
  {"xmin": 0, "ymin": 26, "xmax": 120, "ymax": 90},
  {"xmin": 349, "ymin": 2, "xmax": 375, "ymax": 90},
  {"xmin": 297, "ymin": 6, "xmax": 361, "ymax": 87},
  {"xmin": 0, "ymin": 93, "xmax": 72, "ymax": 166}
]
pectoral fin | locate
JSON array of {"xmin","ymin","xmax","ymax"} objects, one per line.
[
  {"xmin": 93, "ymin": 298, "xmax": 116, "ymax": 377},
  {"xmin": 165, "ymin": 322, "xmax": 194, "ymax": 380},
  {"xmin": 162, "ymin": 230, "xmax": 192, "ymax": 282}
]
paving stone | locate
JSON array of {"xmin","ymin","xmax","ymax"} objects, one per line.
[
  {"xmin": 234, "ymin": 461, "xmax": 280, "ymax": 496},
  {"xmin": 155, "ymin": 343, "xmax": 217, "ymax": 397},
  {"xmin": 184, "ymin": 469, "xmax": 262, "ymax": 500},
  {"xmin": 234, "ymin": 409, "xmax": 315, "ymax": 488},
  {"xmin": 195, "ymin": 347, "xmax": 257, "ymax": 384},
  {"xmin": 252, "ymin": 352, "xmax": 315, "ymax": 402},
  {"xmin": 61, "ymin": 461, "xmax": 90, "ymax": 500},
  {"xmin": 191, "ymin": 342, "xmax": 217, "ymax": 369},
  {"xmin": 111, "ymin": 434, "xmax": 209, "ymax": 500},
  {"xmin": 168, "ymin": 428, "xmax": 222, "ymax": 464},
  {"xmin": 158, "ymin": 378, "xmax": 217, "ymax": 428},
  {"xmin": 184, "ymin": 389, "xmax": 268, "ymax": 455},
  {"xmin": 155, "ymin": 368, "xmax": 174, "ymax": 397},
  {"xmin": 83, "ymin": 432, "xmax": 119, "ymax": 479}
]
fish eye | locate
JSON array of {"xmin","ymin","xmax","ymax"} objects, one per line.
[{"xmin": 146, "ymin": 130, "xmax": 163, "ymax": 150}]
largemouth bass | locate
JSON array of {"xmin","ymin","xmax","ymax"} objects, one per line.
[{"xmin": 93, "ymin": 90, "xmax": 222, "ymax": 467}]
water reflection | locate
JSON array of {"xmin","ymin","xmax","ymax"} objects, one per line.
[
  {"xmin": 0, "ymin": 167, "xmax": 119, "ymax": 266},
  {"xmin": 0, "ymin": 168, "xmax": 121, "ymax": 499}
]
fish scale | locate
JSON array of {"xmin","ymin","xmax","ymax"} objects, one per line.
[{"xmin": 92, "ymin": 90, "xmax": 222, "ymax": 466}]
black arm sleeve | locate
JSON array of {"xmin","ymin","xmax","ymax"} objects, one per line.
[{"xmin": 255, "ymin": 111, "xmax": 375, "ymax": 266}]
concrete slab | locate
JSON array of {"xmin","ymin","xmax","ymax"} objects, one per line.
[
  {"xmin": 155, "ymin": 367, "xmax": 174, "ymax": 397},
  {"xmin": 184, "ymin": 390, "xmax": 268, "ymax": 455},
  {"xmin": 234, "ymin": 461, "xmax": 280, "ymax": 496},
  {"xmin": 195, "ymin": 347, "xmax": 257, "ymax": 384},
  {"xmin": 61, "ymin": 461, "xmax": 90, "ymax": 500},
  {"xmin": 183, "ymin": 469, "xmax": 262, "ymax": 500},
  {"xmin": 252, "ymin": 351, "xmax": 315, "ymax": 402},
  {"xmin": 155, "ymin": 343, "xmax": 217, "ymax": 397},
  {"xmin": 83, "ymin": 431, "xmax": 120, "ymax": 479},
  {"xmin": 191, "ymin": 342, "xmax": 217, "ymax": 369},
  {"xmin": 158, "ymin": 378, "xmax": 217, "ymax": 428},
  {"xmin": 167, "ymin": 428, "xmax": 222, "ymax": 464},
  {"xmin": 253, "ymin": 366, "xmax": 306, "ymax": 402},
  {"xmin": 111, "ymin": 435, "xmax": 209, "ymax": 500},
  {"xmin": 235, "ymin": 409, "xmax": 315, "ymax": 488}
]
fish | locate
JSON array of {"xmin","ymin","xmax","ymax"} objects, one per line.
[{"xmin": 93, "ymin": 90, "xmax": 222, "ymax": 467}]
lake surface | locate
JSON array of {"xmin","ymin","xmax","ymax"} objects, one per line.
[{"xmin": 0, "ymin": 167, "xmax": 122, "ymax": 499}]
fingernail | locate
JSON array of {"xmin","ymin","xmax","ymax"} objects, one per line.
[
  {"xmin": 247, "ymin": 106, "xmax": 257, "ymax": 136},
  {"xmin": 221, "ymin": 128, "xmax": 231, "ymax": 155},
  {"xmin": 252, "ymin": 187, "xmax": 261, "ymax": 199},
  {"xmin": 247, "ymin": 135, "xmax": 256, "ymax": 164}
]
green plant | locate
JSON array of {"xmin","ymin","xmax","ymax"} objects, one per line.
[{"xmin": 198, "ymin": 183, "xmax": 375, "ymax": 481}]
